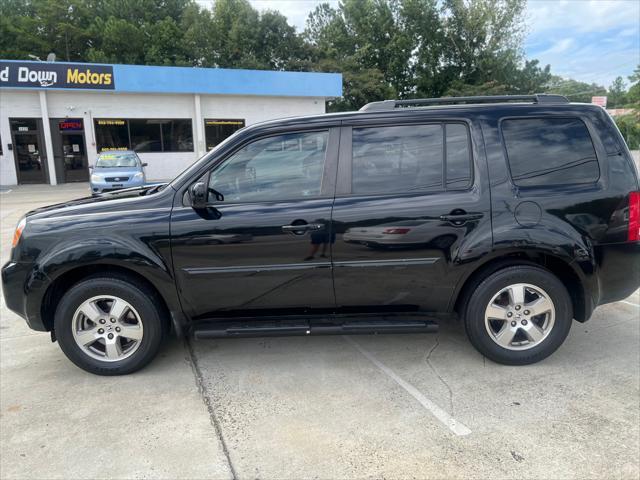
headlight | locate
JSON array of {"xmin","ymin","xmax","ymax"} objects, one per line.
[
  {"xmin": 12, "ymin": 217, "xmax": 26, "ymax": 248},
  {"xmin": 133, "ymin": 172, "xmax": 144, "ymax": 180},
  {"xmin": 90, "ymin": 173, "xmax": 102, "ymax": 183}
]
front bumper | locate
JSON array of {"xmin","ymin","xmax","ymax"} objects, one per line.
[
  {"xmin": 90, "ymin": 178, "xmax": 145, "ymax": 194},
  {"xmin": 1, "ymin": 261, "xmax": 48, "ymax": 331}
]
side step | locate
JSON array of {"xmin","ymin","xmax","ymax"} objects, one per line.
[{"xmin": 192, "ymin": 316, "xmax": 438, "ymax": 339}]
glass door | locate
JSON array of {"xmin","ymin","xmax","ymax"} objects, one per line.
[
  {"xmin": 10, "ymin": 118, "xmax": 48, "ymax": 184},
  {"xmin": 62, "ymin": 133, "xmax": 89, "ymax": 182}
]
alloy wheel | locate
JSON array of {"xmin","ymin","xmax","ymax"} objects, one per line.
[
  {"xmin": 71, "ymin": 295, "xmax": 144, "ymax": 362},
  {"xmin": 484, "ymin": 283, "xmax": 555, "ymax": 351}
]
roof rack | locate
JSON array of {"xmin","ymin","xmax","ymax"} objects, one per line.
[{"xmin": 359, "ymin": 94, "xmax": 570, "ymax": 111}]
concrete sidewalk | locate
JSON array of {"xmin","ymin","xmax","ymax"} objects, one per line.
[{"xmin": 0, "ymin": 184, "xmax": 232, "ymax": 479}]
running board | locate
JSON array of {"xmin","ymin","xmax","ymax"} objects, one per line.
[{"xmin": 192, "ymin": 316, "xmax": 438, "ymax": 339}]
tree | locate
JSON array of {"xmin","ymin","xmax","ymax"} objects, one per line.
[
  {"xmin": 546, "ymin": 76, "xmax": 606, "ymax": 103},
  {"xmin": 0, "ymin": 0, "xmax": 579, "ymax": 112},
  {"xmin": 615, "ymin": 111, "xmax": 640, "ymax": 149},
  {"xmin": 608, "ymin": 77, "xmax": 628, "ymax": 108},
  {"xmin": 626, "ymin": 65, "xmax": 640, "ymax": 106}
]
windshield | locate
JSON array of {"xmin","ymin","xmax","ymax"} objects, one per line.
[{"xmin": 96, "ymin": 152, "xmax": 139, "ymax": 168}]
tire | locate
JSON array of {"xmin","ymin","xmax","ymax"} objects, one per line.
[
  {"xmin": 463, "ymin": 266, "xmax": 573, "ymax": 365},
  {"xmin": 54, "ymin": 275, "xmax": 166, "ymax": 375}
]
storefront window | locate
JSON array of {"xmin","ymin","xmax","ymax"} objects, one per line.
[
  {"xmin": 10, "ymin": 119, "xmax": 39, "ymax": 132},
  {"xmin": 95, "ymin": 119, "xmax": 129, "ymax": 151},
  {"xmin": 161, "ymin": 120, "xmax": 193, "ymax": 152},
  {"xmin": 130, "ymin": 119, "xmax": 162, "ymax": 152},
  {"xmin": 94, "ymin": 118, "xmax": 194, "ymax": 153},
  {"xmin": 204, "ymin": 119, "xmax": 245, "ymax": 150}
]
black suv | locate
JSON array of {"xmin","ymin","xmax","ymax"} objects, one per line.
[{"xmin": 3, "ymin": 95, "xmax": 639, "ymax": 375}]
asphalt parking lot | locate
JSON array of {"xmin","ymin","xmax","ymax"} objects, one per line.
[{"xmin": 1, "ymin": 184, "xmax": 639, "ymax": 480}]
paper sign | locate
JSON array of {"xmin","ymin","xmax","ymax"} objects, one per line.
[
  {"xmin": 72, "ymin": 144, "xmax": 80, "ymax": 152},
  {"xmin": 28, "ymin": 144, "xmax": 35, "ymax": 152}
]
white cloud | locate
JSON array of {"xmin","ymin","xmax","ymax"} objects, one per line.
[
  {"xmin": 525, "ymin": 0, "xmax": 639, "ymax": 86},
  {"xmin": 248, "ymin": 0, "xmax": 334, "ymax": 31},
  {"xmin": 541, "ymin": 38, "xmax": 575, "ymax": 55},
  {"xmin": 525, "ymin": 0, "xmax": 640, "ymax": 34}
]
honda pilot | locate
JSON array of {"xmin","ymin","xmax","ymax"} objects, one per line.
[{"xmin": 3, "ymin": 94, "xmax": 639, "ymax": 375}]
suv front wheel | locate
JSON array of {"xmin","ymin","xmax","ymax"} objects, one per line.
[
  {"xmin": 54, "ymin": 275, "xmax": 165, "ymax": 375},
  {"xmin": 464, "ymin": 266, "xmax": 573, "ymax": 365}
]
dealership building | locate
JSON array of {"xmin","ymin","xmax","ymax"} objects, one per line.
[{"xmin": 0, "ymin": 60, "xmax": 342, "ymax": 185}]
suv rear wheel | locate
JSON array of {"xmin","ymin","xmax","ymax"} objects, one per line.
[
  {"xmin": 464, "ymin": 266, "xmax": 573, "ymax": 365},
  {"xmin": 54, "ymin": 275, "xmax": 165, "ymax": 375}
]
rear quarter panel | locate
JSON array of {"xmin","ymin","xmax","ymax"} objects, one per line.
[{"xmin": 481, "ymin": 104, "xmax": 640, "ymax": 311}]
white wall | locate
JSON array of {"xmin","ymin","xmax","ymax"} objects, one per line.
[
  {"xmin": 0, "ymin": 89, "xmax": 326, "ymax": 184},
  {"xmin": 0, "ymin": 90, "xmax": 41, "ymax": 185}
]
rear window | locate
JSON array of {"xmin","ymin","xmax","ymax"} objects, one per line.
[{"xmin": 502, "ymin": 118, "xmax": 600, "ymax": 187}]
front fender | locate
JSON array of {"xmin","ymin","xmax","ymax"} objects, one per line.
[{"xmin": 23, "ymin": 238, "xmax": 181, "ymax": 331}]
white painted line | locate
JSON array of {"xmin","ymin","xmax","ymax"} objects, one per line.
[
  {"xmin": 344, "ymin": 336, "xmax": 472, "ymax": 436},
  {"xmin": 620, "ymin": 300, "xmax": 640, "ymax": 308}
]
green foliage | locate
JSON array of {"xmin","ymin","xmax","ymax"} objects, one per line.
[
  {"xmin": 608, "ymin": 76, "xmax": 628, "ymax": 108},
  {"xmin": 626, "ymin": 65, "xmax": 640, "ymax": 106},
  {"xmin": 615, "ymin": 111, "xmax": 640, "ymax": 150},
  {"xmin": 545, "ymin": 76, "xmax": 607, "ymax": 104},
  {"xmin": 0, "ymin": 0, "xmax": 635, "ymax": 114}
]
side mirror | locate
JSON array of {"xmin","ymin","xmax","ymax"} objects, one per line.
[
  {"xmin": 189, "ymin": 181, "xmax": 208, "ymax": 209},
  {"xmin": 141, "ymin": 163, "xmax": 148, "ymax": 167}
]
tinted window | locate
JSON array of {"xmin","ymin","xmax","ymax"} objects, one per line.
[
  {"xmin": 209, "ymin": 131, "xmax": 328, "ymax": 202},
  {"xmin": 130, "ymin": 119, "xmax": 162, "ymax": 152},
  {"xmin": 352, "ymin": 125, "xmax": 443, "ymax": 194},
  {"xmin": 94, "ymin": 118, "xmax": 194, "ymax": 153},
  {"xmin": 446, "ymin": 124, "xmax": 472, "ymax": 189},
  {"xmin": 502, "ymin": 118, "xmax": 599, "ymax": 186},
  {"xmin": 95, "ymin": 119, "xmax": 129, "ymax": 152},
  {"xmin": 161, "ymin": 120, "xmax": 193, "ymax": 152},
  {"xmin": 205, "ymin": 119, "xmax": 245, "ymax": 150}
]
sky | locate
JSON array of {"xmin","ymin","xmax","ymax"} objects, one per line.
[{"xmin": 199, "ymin": 0, "xmax": 640, "ymax": 88}]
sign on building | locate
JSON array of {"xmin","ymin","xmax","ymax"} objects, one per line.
[{"xmin": 0, "ymin": 61, "xmax": 115, "ymax": 90}]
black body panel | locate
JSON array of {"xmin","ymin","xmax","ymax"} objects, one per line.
[{"xmin": 2, "ymin": 102, "xmax": 639, "ymax": 334}]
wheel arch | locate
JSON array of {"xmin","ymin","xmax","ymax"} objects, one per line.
[
  {"xmin": 41, "ymin": 264, "xmax": 174, "ymax": 333},
  {"xmin": 452, "ymin": 251, "xmax": 590, "ymax": 322}
]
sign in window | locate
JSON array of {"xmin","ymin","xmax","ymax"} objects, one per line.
[
  {"xmin": 204, "ymin": 119, "xmax": 245, "ymax": 150},
  {"xmin": 94, "ymin": 119, "xmax": 193, "ymax": 153}
]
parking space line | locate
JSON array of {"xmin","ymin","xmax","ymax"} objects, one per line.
[
  {"xmin": 620, "ymin": 300, "xmax": 640, "ymax": 308},
  {"xmin": 344, "ymin": 336, "xmax": 472, "ymax": 436}
]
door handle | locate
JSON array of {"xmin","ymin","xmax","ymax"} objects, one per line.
[
  {"xmin": 282, "ymin": 223, "xmax": 324, "ymax": 234},
  {"xmin": 439, "ymin": 213, "xmax": 483, "ymax": 224}
]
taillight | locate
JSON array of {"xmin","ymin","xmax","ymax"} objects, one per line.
[
  {"xmin": 629, "ymin": 192, "xmax": 640, "ymax": 242},
  {"xmin": 11, "ymin": 217, "xmax": 26, "ymax": 248},
  {"xmin": 383, "ymin": 228, "xmax": 411, "ymax": 235}
]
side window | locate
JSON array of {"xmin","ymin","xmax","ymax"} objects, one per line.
[
  {"xmin": 502, "ymin": 118, "xmax": 600, "ymax": 187},
  {"xmin": 209, "ymin": 131, "xmax": 329, "ymax": 202},
  {"xmin": 446, "ymin": 124, "xmax": 472, "ymax": 189},
  {"xmin": 352, "ymin": 124, "xmax": 444, "ymax": 194}
]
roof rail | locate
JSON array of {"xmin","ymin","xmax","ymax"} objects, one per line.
[{"xmin": 359, "ymin": 94, "xmax": 570, "ymax": 111}]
